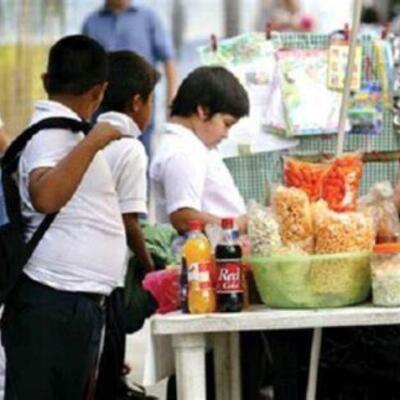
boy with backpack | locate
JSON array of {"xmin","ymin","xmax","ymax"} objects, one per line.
[
  {"xmin": 1, "ymin": 35, "xmax": 125, "ymax": 400},
  {"xmin": 94, "ymin": 50, "xmax": 161, "ymax": 400}
]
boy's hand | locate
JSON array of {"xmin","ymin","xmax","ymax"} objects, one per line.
[{"xmin": 87, "ymin": 122, "xmax": 122, "ymax": 149}]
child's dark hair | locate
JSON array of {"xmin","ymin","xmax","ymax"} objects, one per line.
[
  {"xmin": 101, "ymin": 51, "xmax": 161, "ymax": 113},
  {"xmin": 44, "ymin": 35, "xmax": 108, "ymax": 95},
  {"xmin": 170, "ymin": 66, "xmax": 249, "ymax": 119}
]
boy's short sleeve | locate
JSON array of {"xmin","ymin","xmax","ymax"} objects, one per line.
[
  {"xmin": 21, "ymin": 129, "xmax": 82, "ymax": 175},
  {"xmin": 116, "ymin": 142, "xmax": 148, "ymax": 215},
  {"xmin": 163, "ymin": 152, "xmax": 206, "ymax": 216}
]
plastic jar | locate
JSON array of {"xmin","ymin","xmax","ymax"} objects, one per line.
[{"xmin": 372, "ymin": 243, "xmax": 400, "ymax": 306}]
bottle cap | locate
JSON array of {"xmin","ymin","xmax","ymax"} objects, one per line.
[
  {"xmin": 188, "ymin": 220, "xmax": 203, "ymax": 231},
  {"xmin": 221, "ymin": 218, "xmax": 234, "ymax": 229}
]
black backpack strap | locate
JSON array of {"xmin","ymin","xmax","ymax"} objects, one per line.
[
  {"xmin": 2, "ymin": 117, "xmax": 92, "ymax": 175},
  {"xmin": 2, "ymin": 117, "xmax": 93, "ymax": 256}
]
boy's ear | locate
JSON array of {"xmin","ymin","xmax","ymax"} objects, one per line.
[
  {"xmin": 131, "ymin": 94, "xmax": 143, "ymax": 113},
  {"xmin": 42, "ymin": 73, "xmax": 50, "ymax": 92},
  {"xmin": 91, "ymin": 82, "xmax": 108, "ymax": 102},
  {"xmin": 197, "ymin": 105, "xmax": 209, "ymax": 121}
]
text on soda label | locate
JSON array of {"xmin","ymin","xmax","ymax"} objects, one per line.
[
  {"xmin": 216, "ymin": 261, "xmax": 243, "ymax": 293},
  {"xmin": 188, "ymin": 262, "xmax": 212, "ymax": 289}
]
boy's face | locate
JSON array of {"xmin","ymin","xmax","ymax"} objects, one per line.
[
  {"xmin": 132, "ymin": 93, "xmax": 154, "ymax": 131},
  {"xmin": 196, "ymin": 110, "xmax": 237, "ymax": 148}
]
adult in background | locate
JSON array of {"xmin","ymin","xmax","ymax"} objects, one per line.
[{"xmin": 82, "ymin": 0, "xmax": 178, "ymax": 157}]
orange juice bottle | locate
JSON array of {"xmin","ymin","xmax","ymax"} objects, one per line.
[{"xmin": 183, "ymin": 220, "xmax": 216, "ymax": 314}]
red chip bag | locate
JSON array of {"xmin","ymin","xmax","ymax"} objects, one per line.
[
  {"xmin": 321, "ymin": 153, "xmax": 363, "ymax": 212},
  {"xmin": 284, "ymin": 157, "xmax": 329, "ymax": 202}
]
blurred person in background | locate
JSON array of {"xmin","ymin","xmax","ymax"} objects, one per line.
[
  {"xmin": 256, "ymin": 0, "xmax": 315, "ymax": 32},
  {"xmin": 82, "ymin": 0, "xmax": 178, "ymax": 157},
  {"xmin": 360, "ymin": 6, "xmax": 383, "ymax": 36}
]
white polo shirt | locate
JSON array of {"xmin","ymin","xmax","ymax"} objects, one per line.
[
  {"xmin": 150, "ymin": 122, "xmax": 246, "ymax": 223},
  {"xmin": 99, "ymin": 112, "xmax": 148, "ymax": 286},
  {"xmin": 99, "ymin": 112, "xmax": 148, "ymax": 215},
  {"xmin": 19, "ymin": 100, "xmax": 127, "ymax": 295}
]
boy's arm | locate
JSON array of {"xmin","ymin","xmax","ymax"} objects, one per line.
[
  {"xmin": 164, "ymin": 60, "xmax": 178, "ymax": 105},
  {"xmin": 170, "ymin": 208, "xmax": 248, "ymax": 235},
  {"xmin": 123, "ymin": 213, "xmax": 155, "ymax": 276},
  {"xmin": 29, "ymin": 122, "xmax": 121, "ymax": 214},
  {"xmin": 0, "ymin": 126, "xmax": 9, "ymax": 154}
]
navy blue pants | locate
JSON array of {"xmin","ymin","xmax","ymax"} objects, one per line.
[{"xmin": 2, "ymin": 275, "xmax": 105, "ymax": 400}]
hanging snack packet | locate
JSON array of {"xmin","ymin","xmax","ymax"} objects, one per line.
[
  {"xmin": 321, "ymin": 153, "xmax": 363, "ymax": 212},
  {"xmin": 272, "ymin": 186, "xmax": 314, "ymax": 253},
  {"xmin": 348, "ymin": 82, "xmax": 384, "ymax": 135},
  {"xmin": 284, "ymin": 157, "xmax": 329, "ymax": 202}
]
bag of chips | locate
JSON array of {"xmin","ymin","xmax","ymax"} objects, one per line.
[{"xmin": 321, "ymin": 153, "xmax": 363, "ymax": 212}]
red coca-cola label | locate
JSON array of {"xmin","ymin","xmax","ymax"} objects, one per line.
[{"xmin": 216, "ymin": 261, "xmax": 242, "ymax": 293}]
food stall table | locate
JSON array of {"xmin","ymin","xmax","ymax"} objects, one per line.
[{"xmin": 151, "ymin": 304, "xmax": 400, "ymax": 400}]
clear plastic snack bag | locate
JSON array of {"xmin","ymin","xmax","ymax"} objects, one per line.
[
  {"xmin": 271, "ymin": 186, "xmax": 314, "ymax": 253},
  {"xmin": 248, "ymin": 200, "xmax": 282, "ymax": 256},
  {"xmin": 358, "ymin": 181, "xmax": 400, "ymax": 244},
  {"xmin": 321, "ymin": 153, "xmax": 363, "ymax": 212}
]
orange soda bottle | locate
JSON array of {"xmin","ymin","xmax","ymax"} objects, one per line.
[{"xmin": 183, "ymin": 220, "xmax": 216, "ymax": 314}]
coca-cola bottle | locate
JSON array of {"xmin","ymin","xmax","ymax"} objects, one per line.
[{"xmin": 216, "ymin": 218, "xmax": 243, "ymax": 312}]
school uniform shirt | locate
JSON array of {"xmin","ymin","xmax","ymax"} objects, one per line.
[
  {"xmin": 150, "ymin": 122, "xmax": 246, "ymax": 223},
  {"xmin": 19, "ymin": 100, "xmax": 127, "ymax": 295},
  {"xmin": 99, "ymin": 112, "xmax": 148, "ymax": 286}
]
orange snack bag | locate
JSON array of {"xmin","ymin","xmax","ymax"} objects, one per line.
[
  {"xmin": 321, "ymin": 153, "xmax": 363, "ymax": 212},
  {"xmin": 284, "ymin": 158, "xmax": 329, "ymax": 202}
]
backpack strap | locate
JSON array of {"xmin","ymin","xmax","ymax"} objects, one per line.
[
  {"xmin": 1, "ymin": 117, "xmax": 93, "ymax": 257},
  {"xmin": 2, "ymin": 117, "xmax": 92, "ymax": 174}
]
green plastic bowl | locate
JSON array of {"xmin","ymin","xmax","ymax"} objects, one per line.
[{"xmin": 248, "ymin": 252, "xmax": 371, "ymax": 309}]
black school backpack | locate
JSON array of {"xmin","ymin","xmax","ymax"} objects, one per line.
[{"xmin": 0, "ymin": 117, "xmax": 92, "ymax": 305}]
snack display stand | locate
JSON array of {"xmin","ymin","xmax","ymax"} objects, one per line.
[
  {"xmin": 150, "ymin": 304, "xmax": 400, "ymax": 400},
  {"xmin": 144, "ymin": 1, "xmax": 400, "ymax": 399}
]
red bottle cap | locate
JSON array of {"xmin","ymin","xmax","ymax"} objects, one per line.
[
  {"xmin": 188, "ymin": 220, "xmax": 203, "ymax": 232},
  {"xmin": 221, "ymin": 218, "xmax": 234, "ymax": 229}
]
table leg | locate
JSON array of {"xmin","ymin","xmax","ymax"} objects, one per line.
[
  {"xmin": 306, "ymin": 327, "xmax": 323, "ymax": 400},
  {"xmin": 172, "ymin": 333, "xmax": 207, "ymax": 400},
  {"xmin": 213, "ymin": 332, "xmax": 241, "ymax": 400}
]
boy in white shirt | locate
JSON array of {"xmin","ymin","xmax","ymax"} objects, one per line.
[
  {"xmin": 150, "ymin": 66, "xmax": 249, "ymax": 234},
  {"xmin": 95, "ymin": 51, "xmax": 160, "ymax": 400},
  {"xmin": 1, "ymin": 35, "xmax": 124, "ymax": 400}
]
